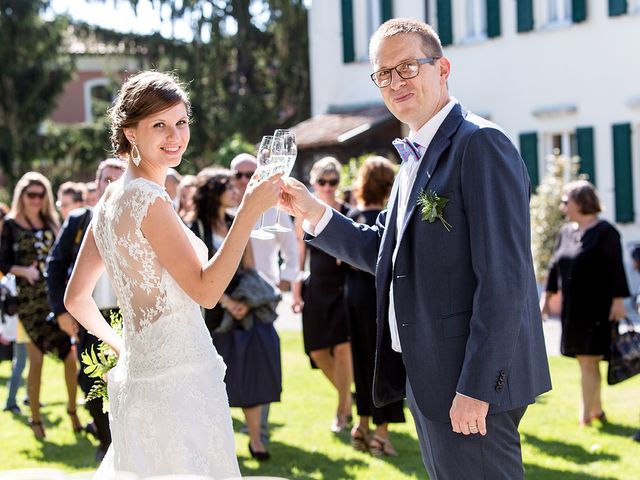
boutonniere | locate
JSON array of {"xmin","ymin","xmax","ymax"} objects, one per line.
[{"xmin": 417, "ymin": 190, "xmax": 452, "ymax": 232}]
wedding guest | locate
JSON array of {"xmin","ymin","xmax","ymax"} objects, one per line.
[
  {"xmin": 231, "ymin": 152, "xmax": 299, "ymax": 445},
  {"xmin": 345, "ymin": 156, "xmax": 405, "ymax": 456},
  {"xmin": 176, "ymin": 174, "xmax": 198, "ymax": 224},
  {"xmin": 0, "ymin": 172, "xmax": 79, "ymax": 439},
  {"xmin": 292, "ymin": 156, "xmax": 353, "ymax": 433},
  {"xmin": 629, "ymin": 246, "xmax": 640, "ymax": 443},
  {"xmin": 190, "ymin": 169, "xmax": 281, "ymax": 460},
  {"xmin": 84, "ymin": 182, "xmax": 98, "ymax": 207},
  {"xmin": 56, "ymin": 182, "xmax": 87, "ymax": 220},
  {"xmin": 46, "ymin": 158, "xmax": 126, "ymax": 461},
  {"xmin": 541, "ymin": 180, "xmax": 629, "ymax": 426}
]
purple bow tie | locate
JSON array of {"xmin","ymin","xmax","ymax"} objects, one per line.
[{"xmin": 392, "ymin": 138, "xmax": 425, "ymax": 163}]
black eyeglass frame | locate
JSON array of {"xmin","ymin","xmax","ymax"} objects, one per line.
[
  {"xmin": 370, "ymin": 56, "xmax": 441, "ymax": 88},
  {"xmin": 316, "ymin": 178, "xmax": 339, "ymax": 187}
]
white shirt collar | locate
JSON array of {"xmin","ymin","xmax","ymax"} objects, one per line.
[{"xmin": 409, "ymin": 97, "xmax": 457, "ymax": 149}]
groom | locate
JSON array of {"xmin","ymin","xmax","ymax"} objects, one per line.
[{"xmin": 280, "ymin": 18, "xmax": 551, "ymax": 479}]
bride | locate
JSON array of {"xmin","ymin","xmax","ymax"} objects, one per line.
[{"xmin": 64, "ymin": 71, "xmax": 282, "ymax": 478}]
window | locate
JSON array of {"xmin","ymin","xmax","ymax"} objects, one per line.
[
  {"xmin": 465, "ymin": 0, "xmax": 487, "ymax": 39},
  {"xmin": 83, "ymin": 78, "xmax": 112, "ymax": 123},
  {"xmin": 353, "ymin": 0, "xmax": 382, "ymax": 62},
  {"xmin": 547, "ymin": 131, "xmax": 577, "ymax": 157},
  {"xmin": 547, "ymin": 0, "xmax": 571, "ymax": 25}
]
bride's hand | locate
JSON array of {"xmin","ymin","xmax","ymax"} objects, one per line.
[{"xmin": 239, "ymin": 172, "xmax": 283, "ymax": 219}]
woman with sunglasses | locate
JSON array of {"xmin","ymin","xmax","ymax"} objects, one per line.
[
  {"xmin": 292, "ymin": 156, "xmax": 354, "ymax": 432},
  {"xmin": 0, "ymin": 172, "xmax": 81, "ymax": 439},
  {"xmin": 190, "ymin": 169, "xmax": 280, "ymax": 460}
]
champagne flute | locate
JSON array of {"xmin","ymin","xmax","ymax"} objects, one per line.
[
  {"xmin": 249, "ymin": 135, "xmax": 276, "ymax": 240},
  {"xmin": 263, "ymin": 129, "xmax": 296, "ymax": 233}
]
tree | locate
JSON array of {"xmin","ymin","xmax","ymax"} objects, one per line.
[{"xmin": 0, "ymin": 0, "xmax": 74, "ymax": 184}]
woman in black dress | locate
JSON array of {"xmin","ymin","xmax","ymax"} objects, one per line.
[
  {"xmin": 541, "ymin": 180, "xmax": 629, "ymax": 426},
  {"xmin": 345, "ymin": 157, "xmax": 405, "ymax": 456},
  {"xmin": 189, "ymin": 169, "xmax": 280, "ymax": 460},
  {"xmin": 292, "ymin": 157, "xmax": 353, "ymax": 432},
  {"xmin": 0, "ymin": 172, "xmax": 81, "ymax": 439}
]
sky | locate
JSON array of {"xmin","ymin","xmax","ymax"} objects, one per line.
[{"xmin": 47, "ymin": 0, "xmax": 223, "ymax": 42}]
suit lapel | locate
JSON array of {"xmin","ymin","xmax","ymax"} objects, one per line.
[{"xmin": 399, "ymin": 103, "xmax": 466, "ymax": 241}]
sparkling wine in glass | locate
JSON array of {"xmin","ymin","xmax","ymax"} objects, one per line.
[
  {"xmin": 250, "ymin": 135, "xmax": 276, "ymax": 240},
  {"xmin": 264, "ymin": 129, "xmax": 296, "ymax": 233}
]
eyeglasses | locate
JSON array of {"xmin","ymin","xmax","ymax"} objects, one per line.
[
  {"xmin": 370, "ymin": 57, "xmax": 441, "ymax": 88},
  {"xmin": 234, "ymin": 171, "xmax": 255, "ymax": 180},
  {"xmin": 317, "ymin": 178, "xmax": 339, "ymax": 187},
  {"xmin": 560, "ymin": 197, "xmax": 569, "ymax": 206},
  {"xmin": 25, "ymin": 191, "xmax": 45, "ymax": 200}
]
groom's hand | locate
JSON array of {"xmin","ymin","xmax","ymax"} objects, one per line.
[
  {"xmin": 279, "ymin": 178, "xmax": 325, "ymax": 227},
  {"xmin": 450, "ymin": 393, "xmax": 489, "ymax": 436}
]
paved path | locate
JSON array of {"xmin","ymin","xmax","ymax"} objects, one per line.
[{"xmin": 275, "ymin": 292, "xmax": 563, "ymax": 356}]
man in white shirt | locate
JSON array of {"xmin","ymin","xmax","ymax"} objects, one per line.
[
  {"xmin": 231, "ymin": 153, "xmax": 299, "ymax": 444},
  {"xmin": 279, "ymin": 18, "xmax": 551, "ymax": 479}
]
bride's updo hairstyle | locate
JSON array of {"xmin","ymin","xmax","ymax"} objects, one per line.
[{"xmin": 109, "ymin": 71, "xmax": 191, "ymax": 158}]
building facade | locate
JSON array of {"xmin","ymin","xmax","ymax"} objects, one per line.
[{"xmin": 308, "ymin": 0, "xmax": 640, "ymax": 246}]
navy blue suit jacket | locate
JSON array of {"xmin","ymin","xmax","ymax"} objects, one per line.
[{"xmin": 308, "ymin": 103, "xmax": 552, "ymax": 422}]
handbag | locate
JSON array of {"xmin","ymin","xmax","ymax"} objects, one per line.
[{"xmin": 607, "ymin": 317, "xmax": 640, "ymax": 385}]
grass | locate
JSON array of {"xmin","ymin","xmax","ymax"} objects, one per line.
[{"xmin": 0, "ymin": 331, "xmax": 639, "ymax": 479}]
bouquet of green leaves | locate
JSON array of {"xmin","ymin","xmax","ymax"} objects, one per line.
[{"xmin": 80, "ymin": 310, "xmax": 123, "ymax": 413}]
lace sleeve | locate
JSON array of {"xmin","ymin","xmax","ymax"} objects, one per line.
[{"xmin": 96, "ymin": 179, "xmax": 174, "ymax": 332}]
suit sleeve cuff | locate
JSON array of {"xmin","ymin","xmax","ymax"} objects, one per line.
[
  {"xmin": 456, "ymin": 391, "xmax": 479, "ymax": 401},
  {"xmin": 302, "ymin": 206, "xmax": 333, "ymax": 237}
]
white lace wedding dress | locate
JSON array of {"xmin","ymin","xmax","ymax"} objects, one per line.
[{"xmin": 92, "ymin": 177, "xmax": 240, "ymax": 479}]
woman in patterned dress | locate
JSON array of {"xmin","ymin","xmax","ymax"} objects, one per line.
[{"xmin": 0, "ymin": 172, "xmax": 81, "ymax": 439}]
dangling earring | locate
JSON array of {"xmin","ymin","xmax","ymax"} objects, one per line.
[{"xmin": 130, "ymin": 141, "xmax": 141, "ymax": 167}]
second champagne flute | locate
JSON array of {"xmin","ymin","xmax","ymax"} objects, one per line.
[{"xmin": 263, "ymin": 129, "xmax": 296, "ymax": 233}]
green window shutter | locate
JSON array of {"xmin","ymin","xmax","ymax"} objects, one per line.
[
  {"xmin": 612, "ymin": 123, "xmax": 634, "ymax": 223},
  {"xmin": 437, "ymin": 0, "xmax": 453, "ymax": 46},
  {"xmin": 487, "ymin": 0, "xmax": 501, "ymax": 38},
  {"xmin": 576, "ymin": 127, "xmax": 596, "ymax": 184},
  {"xmin": 341, "ymin": 0, "xmax": 355, "ymax": 64},
  {"xmin": 519, "ymin": 132, "xmax": 539, "ymax": 188},
  {"xmin": 572, "ymin": 0, "xmax": 587, "ymax": 22},
  {"xmin": 609, "ymin": 0, "xmax": 628, "ymax": 16},
  {"xmin": 381, "ymin": 0, "xmax": 393, "ymax": 22},
  {"xmin": 516, "ymin": 0, "xmax": 534, "ymax": 32}
]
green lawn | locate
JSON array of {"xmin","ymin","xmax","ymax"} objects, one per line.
[{"xmin": 1, "ymin": 331, "xmax": 639, "ymax": 479}]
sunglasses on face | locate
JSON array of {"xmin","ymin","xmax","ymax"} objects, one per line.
[
  {"xmin": 317, "ymin": 178, "xmax": 339, "ymax": 187},
  {"xmin": 234, "ymin": 171, "xmax": 255, "ymax": 180},
  {"xmin": 25, "ymin": 191, "xmax": 45, "ymax": 200}
]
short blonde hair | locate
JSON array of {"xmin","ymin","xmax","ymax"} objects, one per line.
[
  {"xmin": 370, "ymin": 18, "xmax": 443, "ymax": 64},
  {"xmin": 309, "ymin": 157, "xmax": 341, "ymax": 185}
]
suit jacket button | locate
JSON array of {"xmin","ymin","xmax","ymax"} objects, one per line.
[{"xmin": 495, "ymin": 385, "xmax": 503, "ymax": 392}]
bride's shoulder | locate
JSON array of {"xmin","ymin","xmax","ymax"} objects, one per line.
[{"xmin": 120, "ymin": 178, "xmax": 172, "ymax": 224}]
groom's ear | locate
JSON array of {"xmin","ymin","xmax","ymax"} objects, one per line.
[{"xmin": 439, "ymin": 57, "xmax": 451, "ymax": 83}]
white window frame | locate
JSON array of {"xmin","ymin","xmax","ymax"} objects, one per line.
[
  {"xmin": 353, "ymin": 0, "xmax": 381, "ymax": 62},
  {"xmin": 544, "ymin": 130, "xmax": 577, "ymax": 182},
  {"xmin": 464, "ymin": 0, "xmax": 487, "ymax": 41},
  {"xmin": 544, "ymin": 0, "xmax": 572, "ymax": 28},
  {"xmin": 83, "ymin": 77, "xmax": 110, "ymax": 123}
]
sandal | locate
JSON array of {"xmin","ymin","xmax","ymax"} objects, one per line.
[
  {"xmin": 350, "ymin": 427, "xmax": 370, "ymax": 452},
  {"xmin": 67, "ymin": 409, "xmax": 83, "ymax": 434},
  {"xmin": 369, "ymin": 434, "xmax": 398, "ymax": 457},
  {"xmin": 28, "ymin": 418, "xmax": 46, "ymax": 440}
]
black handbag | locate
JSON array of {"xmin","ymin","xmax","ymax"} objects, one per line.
[{"xmin": 607, "ymin": 318, "xmax": 640, "ymax": 385}]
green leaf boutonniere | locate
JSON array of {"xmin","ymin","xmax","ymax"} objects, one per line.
[{"xmin": 417, "ymin": 190, "xmax": 452, "ymax": 232}]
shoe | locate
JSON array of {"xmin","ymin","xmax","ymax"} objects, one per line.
[
  {"xmin": 3, "ymin": 404, "xmax": 21, "ymax": 414},
  {"xmin": 67, "ymin": 409, "xmax": 83, "ymax": 433},
  {"xmin": 248, "ymin": 442, "xmax": 270, "ymax": 461},
  {"xmin": 368, "ymin": 435, "xmax": 398, "ymax": 457},
  {"xmin": 85, "ymin": 422, "xmax": 99, "ymax": 439},
  {"xmin": 95, "ymin": 445, "xmax": 108, "ymax": 462},
  {"xmin": 23, "ymin": 398, "xmax": 45, "ymax": 408},
  {"xmin": 350, "ymin": 426, "xmax": 370, "ymax": 452},
  {"xmin": 592, "ymin": 411, "xmax": 607, "ymax": 423},
  {"xmin": 331, "ymin": 412, "xmax": 352, "ymax": 433},
  {"xmin": 631, "ymin": 430, "xmax": 640, "ymax": 442},
  {"xmin": 28, "ymin": 418, "xmax": 46, "ymax": 440}
]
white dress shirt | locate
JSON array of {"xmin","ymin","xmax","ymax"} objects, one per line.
[
  {"xmin": 305, "ymin": 98, "xmax": 457, "ymax": 353},
  {"xmin": 250, "ymin": 208, "xmax": 299, "ymax": 285}
]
